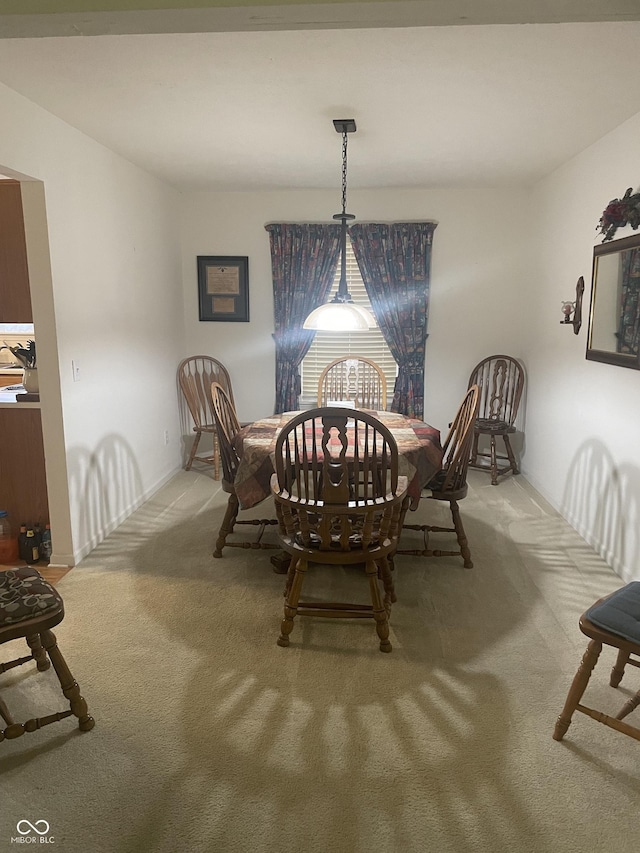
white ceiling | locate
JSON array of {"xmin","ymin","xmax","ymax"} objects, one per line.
[{"xmin": 1, "ymin": 20, "xmax": 640, "ymax": 190}]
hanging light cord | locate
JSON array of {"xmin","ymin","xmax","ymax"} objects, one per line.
[
  {"xmin": 340, "ymin": 128, "xmax": 348, "ymax": 217},
  {"xmin": 334, "ymin": 126, "xmax": 355, "ymax": 302},
  {"xmin": 302, "ymin": 118, "xmax": 376, "ymax": 330}
]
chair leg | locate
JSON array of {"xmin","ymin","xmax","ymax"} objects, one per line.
[
  {"xmin": 26, "ymin": 633, "xmax": 50, "ymax": 672},
  {"xmin": 378, "ymin": 555, "xmax": 397, "ymax": 614},
  {"xmin": 553, "ymin": 639, "xmax": 602, "ymax": 741},
  {"xmin": 610, "ymin": 648, "xmax": 630, "ymax": 687},
  {"xmin": 40, "ymin": 629, "xmax": 95, "ymax": 732},
  {"xmin": 503, "ymin": 434, "xmax": 519, "ymax": 475},
  {"xmin": 470, "ymin": 432, "xmax": 479, "ymax": 465},
  {"xmin": 450, "ymin": 500, "xmax": 473, "ymax": 568},
  {"xmin": 365, "ymin": 559, "xmax": 392, "ymax": 652},
  {"xmin": 213, "ymin": 493, "xmax": 240, "ymax": 558},
  {"xmin": 616, "ymin": 688, "xmax": 640, "ymax": 722},
  {"xmin": 278, "ymin": 557, "xmax": 306, "ymax": 647},
  {"xmin": 489, "ymin": 436, "xmax": 498, "ymax": 485},
  {"xmin": 283, "ymin": 557, "xmax": 297, "ymax": 599},
  {"xmin": 185, "ymin": 429, "xmax": 202, "ymax": 471},
  {"xmin": 0, "ymin": 695, "xmax": 13, "ymax": 726}
]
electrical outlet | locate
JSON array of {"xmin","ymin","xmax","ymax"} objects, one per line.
[
  {"xmin": 163, "ymin": 430, "xmax": 170, "ymax": 445},
  {"xmin": 72, "ymin": 360, "xmax": 81, "ymax": 382}
]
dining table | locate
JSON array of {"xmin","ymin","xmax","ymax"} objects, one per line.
[{"xmin": 232, "ymin": 408, "xmax": 443, "ymax": 513}]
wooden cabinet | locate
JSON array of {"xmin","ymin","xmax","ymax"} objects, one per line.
[
  {"xmin": 0, "ymin": 373, "xmax": 22, "ymax": 388},
  {"xmin": 0, "ymin": 408, "xmax": 48, "ymax": 526},
  {"xmin": 0, "ymin": 180, "xmax": 32, "ymax": 323}
]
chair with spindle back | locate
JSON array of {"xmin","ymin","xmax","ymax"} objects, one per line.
[
  {"xmin": 467, "ymin": 354, "xmax": 525, "ymax": 485},
  {"xmin": 210, "ymin": 382, "xmax": 279, "ymax": 558},
  {"xmin": 177, "ymin": 355, "xmax": 235, "ymax": 478},
  {"xmin": 271, "ymin": 407, "xmax": 409, "ymax": 652},
  {"xmin": 554, "ymin": 583, "xmax": 640, "ymax": 744},
  {"xmin": 0, "ymin": 567, "xmax": 94, "ymax": 744},
  {"xmin": 398, "ymin": 385, "xmax": 480, "ymax": 568},
  {"xmin": 317, "ymin": 356, "xmax": 387, "ymax": 411}
]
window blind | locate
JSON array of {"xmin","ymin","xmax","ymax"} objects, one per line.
[{"xmin": 300, "ymin": 243, "xmax": 398, "ymax": 407}]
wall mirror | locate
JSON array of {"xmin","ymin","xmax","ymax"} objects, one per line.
[{"xmin": 586, "ymin": 232, "xmax": 640, "ymax": 369}]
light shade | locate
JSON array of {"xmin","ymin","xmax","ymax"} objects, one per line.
[{"xmin": 303, "ymin": 301, "xmax": 377, "ymax": 331}]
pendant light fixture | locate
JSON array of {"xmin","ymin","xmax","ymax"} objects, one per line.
[{"xmin": 303, "ymin": 119, "xmax": 377, "ymax": 331}]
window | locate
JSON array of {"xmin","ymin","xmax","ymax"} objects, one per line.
[
  {"xmin": 300, "ymin": 242, "xmax": 397, "ymax": 407},
  {"xmin": 0, "ymin": 324, "xmax": 34, "ymax": 335}
]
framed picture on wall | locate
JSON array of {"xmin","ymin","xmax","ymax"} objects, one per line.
[{"xmin": 197, "ymin": 255, "xmax": 249, "ymax": 322}]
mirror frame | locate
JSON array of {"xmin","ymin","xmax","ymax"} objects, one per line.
[{"xmin": 586, "ymin": 232, "xmax": 640, "ymax": 369}]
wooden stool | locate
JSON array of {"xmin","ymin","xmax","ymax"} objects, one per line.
[
  {"xmin": 0, "ymin": 567, "xmax": 94, "ymax": 742},
  {"xmin": 553, "ymin": 582, "xmax": 640, "ymax": 743}
]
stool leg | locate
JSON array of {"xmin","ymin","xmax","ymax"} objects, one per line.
[
  {"xmin": 610, "ymin": 649, "xmax": 630, "ymax": 688},
  {"xmin": 26, "ymin": 633, "xmax": 51, "ymax": 672},
  {"xmin": 553, "ymin": 639, "xmax": 602, "ymax": 741},
  {"xmin": 40, "ymin": 629, "xmax": 95, "ymax": 732}
]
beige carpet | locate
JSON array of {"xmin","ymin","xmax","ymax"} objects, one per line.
[{"xmin": 1, "ymin": 469, "xmax": 640, "ymax": 853}]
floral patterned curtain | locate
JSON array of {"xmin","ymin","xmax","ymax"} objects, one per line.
[
  {"xmin": 349, "ymin": 222, "xmax": 436, "ymax": 420},
  {"xmin": 266, "ymin": 223, "xmax": 341, "ymax": 413}
]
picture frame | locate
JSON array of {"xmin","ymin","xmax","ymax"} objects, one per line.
[{"xmin": 197, "ymin": 255, "xmax": 249, "ymax": 322}]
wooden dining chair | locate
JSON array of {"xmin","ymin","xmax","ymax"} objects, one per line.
[
  {"xmin": 467, "ymin": 354, "xmax": 525, "ymax": 485},
  {"xmin": 317, "ymin": 356, "xmax": 387, "ymax": 411},
  {"xmin": 554, "ymin": 582, "xmax": 640, "ymax": 743},
  {"xmin": 210, "ymin": 382, "xmax": 279, "ymax": 558},
  {"xmin": 1, "ymin": 567, "xmax": 94, "ymax": 743},
  {"xmin": 271, "ymin": 407, "xmax": 409, "ymax": 652},
  {"xmin": 397, "ymin": 385, "xmax": 480, "ymax": 568},
  {"xmin": 177, "ymin": 355, "xmax": 235, "ymax": 478}
]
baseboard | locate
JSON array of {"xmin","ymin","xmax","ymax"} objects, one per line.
[
  {"xmin": 70, "ymin": 464, "xmax": 182, "ymax": 566},
  {"xmin": 48, "ymin": 552, "xmax": 76, "ymax": 568},
  {"xmin": 521, "ymin": 465, "xmax": 633, "ymax": 583}
]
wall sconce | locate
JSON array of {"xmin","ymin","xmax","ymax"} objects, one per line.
[{"xmin": 560, "ymin": 276, "xmax": 584, "ymax": 335}]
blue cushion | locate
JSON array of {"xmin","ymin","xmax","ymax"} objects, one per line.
[{"xmin": 585, "ymin": 582, "xmax": 640, "ymax": 644}]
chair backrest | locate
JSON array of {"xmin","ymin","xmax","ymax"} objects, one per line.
[
  {"xmin": 317, "ymin": 356, "xmax": 388, "ymax": 411},
  {"xmin": 274, "ymin": 407, "xmax": 400, "ymax": 504},
  {"xmin": 271, "ymin": 407, "xmax": 406, "ymax": 552},
  {"xmin": 177, "ymin": 355, "xmax": 234, "ymax": 429},
  {"xmin": 210, "ymin": 381, "xmax": 242, "ymax": 486},
  {"xmin": 437, "ymin": 385, "xmax": 481, "ymax": 495},
  {"xmin": 468, "ymin": 355, "xmax": 524, "ymax": 426}
]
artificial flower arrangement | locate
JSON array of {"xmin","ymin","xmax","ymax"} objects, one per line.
[
  {"xmin": 597, "ymin": 187, "xmax": 640, "ymax": 242},
  {"xmin": 0, "ymin": 339, "xmax": 36, "ymax": 368}
]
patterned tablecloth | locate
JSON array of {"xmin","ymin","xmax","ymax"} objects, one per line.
[{"xmin": 232, "ymin": 410, "xmax": 443, "ymax": 510}]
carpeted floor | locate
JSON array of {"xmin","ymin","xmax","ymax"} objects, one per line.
[{"xmin": 1, "ymin": 469, "xmax": 639, "ymax": 853}]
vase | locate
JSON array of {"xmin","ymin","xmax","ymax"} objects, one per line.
[{"xmin": 23, "ymin": 368, "xmax": 39, "ymax": 394}]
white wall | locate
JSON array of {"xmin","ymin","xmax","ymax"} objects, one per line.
[
  {"xmin": 180, "ymin": 187, "xmax": 531, "ymax": 435},
  {"xmin": 524, "ymin": 109, "xmax": 640, "ymax": 582},
  {"xmin": 0, "ymin": 82, "xmax": 184, "ymax": 564},
  {"xmin": 8, "ymin": 65, "xmax": 637, "ymax": 579}
]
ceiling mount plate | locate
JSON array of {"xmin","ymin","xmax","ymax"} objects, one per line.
[{"xmin": 333, "ymin": 119, "xmax": 356, "ymax": 134}]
